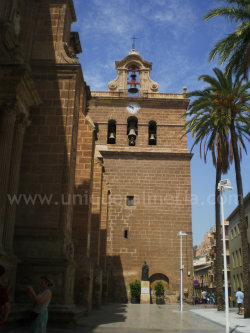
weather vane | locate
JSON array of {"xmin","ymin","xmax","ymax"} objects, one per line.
[{"xmin": 131, "ymin": 36, "xmax": 138, "ymax": 50}]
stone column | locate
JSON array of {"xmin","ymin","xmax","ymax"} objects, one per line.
[
  {"xmin": 3, "ymin": 113, "xmax": 29, "ymax": 252},
  {"xmin": 0, "ymin": 103, "xmax": 17, "ymax": 253}
]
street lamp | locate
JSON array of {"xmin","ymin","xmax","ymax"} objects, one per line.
[
  {"xmin": 217, "ymin": 179, "xmax": 232, "ymax": 333},
  {"xmin": 178, "ymin": 231, "xmax": 188, "ymax": 312}
]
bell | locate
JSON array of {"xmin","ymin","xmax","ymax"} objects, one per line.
[
  {"xmin": 128, "ymin": 126, "xmax": 137, "ymax": 146},
  {"xmin": 128, "ymin": 128, "xmax": 136, "ymax": 138},
  {"xmin": 108, "ymin": 131, "xmax": 115, "ymax": 144},
  {"xmin": 128, "ymin": 72, "xmax": 139, "ymax": 94},
  {"xmin": 128, "ymin": 83, "xmax": 138, "ymax": 94},
  {"xmin": 149, "ymin": 133, "xmax": 156, "ymax": 145}
]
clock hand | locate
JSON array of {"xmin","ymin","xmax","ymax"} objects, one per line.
[{"xmin": 130, "ymin": 105, "xmax": 134, "ymax": 110}]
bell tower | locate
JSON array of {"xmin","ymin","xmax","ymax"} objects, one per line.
[
  {"xmin": 88, "ymin": 49, "xmax": 193, "ymax": 304},
  {"xmin": 108, "ymin": 49, "xmax": 159, "ymax": 96}
]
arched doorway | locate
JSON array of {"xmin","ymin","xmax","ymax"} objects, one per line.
[{"xmin": 149, "ymin": 273, "xmax": 169, "ymax": 304}]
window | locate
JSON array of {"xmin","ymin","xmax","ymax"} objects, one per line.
[
  {"xmin": 240, "ymin": 274, "xmax": 243, "ymax": 290},
  {"xmin": 232, "ymin": 252, "xmax": 235, "ymax": 268},
  {"xmin": 124, "ymin": 230, "xmax": 128, "ymax": 239},
  {"xmin": 235, "ymin": 250, "xmax": 238, "ymax": 267},
  {"xmin": 246, "ymin": 215, "xmax": 249, "ymax": 228},
  {"xmin": 239, "ymin": 248, "xmax": 242, "ymax": 266},
  {"xmin": 148, "ymin": 121, "xmax": 157, "ymax": 145},
  {"xmin": 107, "ymin": 120, "xmax": 116, "ymax": 144},
  {"xmin": 236, "ymin": 275, "xmax": 239, "ymax": 289},
  {"xmin": 126, "ymin": 196, "xmax": 134, "ymax": 206},
  {"xmin": 236, "ymin": 224, "xmax": 240, "ymax": 235},
  {"xmin": 230, "ymin": 229, "xmax": 234, "ymax": 240}
]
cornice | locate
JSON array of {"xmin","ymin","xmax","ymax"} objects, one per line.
[
  {"xmin": 89, "ymin": 96, "xmax": 189, "ymax": 108},
  {"xmin": 98, "ymin": 150, "xmax": 193, "ymax": 161}
]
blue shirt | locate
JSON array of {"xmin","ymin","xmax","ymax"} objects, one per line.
[{"xmin": 236, "ymin": 291, "xmax": 244, "ymax": 304}]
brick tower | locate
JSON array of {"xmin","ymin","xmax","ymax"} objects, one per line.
[{"xmin": 88, "ymin": 49, "xmax": 193, "ymax": 303}]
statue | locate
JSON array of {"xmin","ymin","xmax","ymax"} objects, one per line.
[{"xmin": 141, "ymin": 261, "xmax": 149, "ymax": 281}]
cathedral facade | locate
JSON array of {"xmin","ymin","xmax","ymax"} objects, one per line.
[{"xmin": 0, "ymin": 0, "xmax": 193, "ymax": 328}]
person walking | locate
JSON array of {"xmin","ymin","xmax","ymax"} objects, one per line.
[
  {"xmin": 0, "ymin": 265, "xmax": 10, "ymax": 324},
  {"xmin": 28, "ymin": 276, "xmax": 53, "ymax": 333},
  {"xmin": 201, "ymin": 290, "xmax": 207, "ymax": 305},
  {"xmin": 235, "ymin": 287, "xmax": 244, "ymax": 315}
]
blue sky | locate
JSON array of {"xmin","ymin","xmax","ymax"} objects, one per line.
[{"xmin": 72, "ymin": 0, "xmax": 250, "ymax": 246}]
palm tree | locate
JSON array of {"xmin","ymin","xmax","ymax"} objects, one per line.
[
  {"xmin": 183, "ymin": 88, "xmax": 231, "ymax": 311},
  {"xmin": 183, "ymin": 68, "xmax": 250, "ymax": 316},
  {"xmin": 204, "ymin": 0, "xmax": 250, "ymax": 80}
]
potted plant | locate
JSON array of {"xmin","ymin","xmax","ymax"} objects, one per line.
[
  {"xmin": 154, "ymin": 281, "xmax": 165, "ymax": 304},
  {"xmin": 130, "ymin": 280, "xmax": 140, "ymax": 304}
]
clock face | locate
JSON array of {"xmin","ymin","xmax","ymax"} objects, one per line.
[{"xmin": 127, "ymin": 102, "xmax": 139, "ymax": 114}]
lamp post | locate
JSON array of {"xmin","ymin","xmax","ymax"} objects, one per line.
[
  {"xmin": 178, "ymin": 231, "xmax": 188, "ymax": 312},
  {"xmin": 217, "ymin": 179, "xmax": 232, "ymax": 333}
]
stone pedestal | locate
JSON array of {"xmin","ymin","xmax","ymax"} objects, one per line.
[{"xmin": 140, "ymin": 281, "xmax": 150, "ymax": 304}]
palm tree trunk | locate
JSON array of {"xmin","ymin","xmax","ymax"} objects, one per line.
[
  {"xmin": 215, "ymin": 164, "xmax": 224, "ymax": 311},
  {"xmin": 230, "ymin": 122, "xmax": 250, "ymax": 318}
]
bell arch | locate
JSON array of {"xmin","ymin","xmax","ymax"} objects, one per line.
[
  {"xmin": 127, "ymin": 116, "xmax": 138, "ymax": 146},
  {"xmin": 108, "ymin": 49, "xmax": 159, "ymax": 95},
  {"xmin": 148, "ymin": 120, "xmax": 157, "ymax": 145},
  {"xmin": 107, "ymin": 119, "xmax": 116, "ymax": 144}
]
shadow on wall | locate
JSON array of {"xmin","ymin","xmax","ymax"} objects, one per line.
[
  {"xmin": 107, "ymin": 256, "xmax": 128, "ymax": 302},
  {"xmin": 14, "ymin": 0, "xmax": 74, "ymax": 307}
]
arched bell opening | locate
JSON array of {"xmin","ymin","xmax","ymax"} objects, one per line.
[
  {"xmin": 107, "ymin": 120, "xmax": 116, "ymax": 144},
  {"xmin": 127, "ymin": 116, "xmax": 138, "ymax": 146},
  {"xmin": 127, "ymin": 66, "xmax": 140, "ymax": 97},
  {"xmin": 148, "ymin": 121, "xmax": 157, "ymax": 145}
]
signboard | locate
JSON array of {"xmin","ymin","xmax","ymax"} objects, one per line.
[
  {"xmin": 193, "ymin": 280, "xmax": 199, "ymax": 286},
  {"xmin": 141, "ymin": 281, "xmax": 150, "ymax": 294}
]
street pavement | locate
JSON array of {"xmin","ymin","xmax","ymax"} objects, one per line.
[
  {"xmin": 5, "ymin": 303, "xmax": 250, "ymax": 333},
  {"xmin": 190, "ymin": 306, "xmax": 250, "ymax": 333}
]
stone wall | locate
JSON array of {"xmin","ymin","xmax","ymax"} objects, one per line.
[{"xmin": 0, "ymin": 0, "xmax": 97, "ymax": 327}]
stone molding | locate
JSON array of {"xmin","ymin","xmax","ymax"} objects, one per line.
[
  {"xmin": 99, "ymin": 150, "xmax": 193, "ymax": 160},
  {"xmin": 90, "ymin": 95, "xmax": 189, "ymax": 108}
]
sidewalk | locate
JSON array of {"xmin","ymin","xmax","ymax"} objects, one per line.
[
  {"xmin": 5, "ymin": 304, "xmax": 250, "ymax": 333},
  {"xmin": 190, "ymin": 306, "xmax": 250, "ymax": 333}
]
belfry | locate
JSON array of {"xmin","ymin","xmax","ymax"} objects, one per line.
[{"xmin": 89, "ymin": 48, "xmax": 193, "ymax": 302}]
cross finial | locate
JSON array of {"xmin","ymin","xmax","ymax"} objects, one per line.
[{"xmin": 132, "ymin": 36, "xmax": 138, "ymax": 50}]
